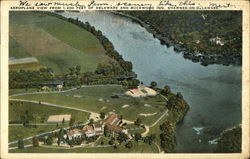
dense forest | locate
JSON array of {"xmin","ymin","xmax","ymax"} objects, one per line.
[{"xmin": 121, "ymin": 11, "xmax": 242, "ymax": 66}]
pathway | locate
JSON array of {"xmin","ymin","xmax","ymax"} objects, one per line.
[
  {"xmin": 9, "ymin": 123, "xmax": 62, "ymax": 126},
  {"xmin": 10, "ymin": 84, "xmax": 122, "ymax": 97}
]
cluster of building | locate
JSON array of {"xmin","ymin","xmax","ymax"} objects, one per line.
[
  {"xmin": 41, "ymin": 80, "xmax": 64, "ymax": 92},
  {"xmin": 65, "ymin": 112, "xmax": 126, "ymax": 140}
]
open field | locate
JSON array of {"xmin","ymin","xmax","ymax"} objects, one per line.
[
  {"xmin": 9, "ymin": 125, "xmax": 61, "ymax": 142},
  {"xmin": 9, "ymin": 62, "xmax": 44, "ymax": 71},
  {"xmin": 9, "ymin": 36, "xmax": 30, "ymax": 58},
  {"xmin": 9, "ymin": 101, "xmax": 90, "ymax": 124},
  {"xmin": 10, "ymin": 141, "xmax": 159, "ymax": 153},
  {"xmin": 9, "ymin": 11, "xmax": 112, "ymax": 74},
  {"xmin": 11, "ymin": 86, "xmax": 167, "ymax": 125},
  {"xmin": 9, "ymin": 88, "xmax": 37, "ymax": 95}
]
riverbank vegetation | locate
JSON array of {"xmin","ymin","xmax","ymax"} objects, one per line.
[
  {"xmin": 155, "ymin": 85, "xmax": 189, "ymax": 152},
  {"xmin": 215, "ymin": 126, "xmax": 241, "ymax": 153},
  {"xmin": 121, "ymin": 11, "xmax": 242, "ymax": 66}
]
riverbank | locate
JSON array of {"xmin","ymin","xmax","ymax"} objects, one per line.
[
  {"xmin": 214, "ymin": 125, "xmax": 241, "ymax": 153},
  {"xmin": 109, "ymin": 11, "xmax": 241, "ymax": 67}
]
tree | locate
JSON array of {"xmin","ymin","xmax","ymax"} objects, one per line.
[
  {"xmin": 146, "ymin": 134, "xmax": 156, "ymax": 145},
  {"xmin": 176, "ymin": 92, "xmax": 183, "ymax": 99},
  {"xmin": 57, "ymin": 138, "xmax": 61, "ymax": 146},
  {"xmin": 120, "ymin": 115, "xmax": 123, "ymax": 121},
  {"xmin": 160, "ymin": 132, "xmax": 176, "ymax": 152},
  {"xmin": 125, "ymin": 141, "xmax": 133, "ymax": 149},
  {"xmin": 18, "ymin": 139, "xmax": 24, "ymax": 149},
  {"xmin": 88, "ymin": 118, "xmax": 94, "ymax": 125},
  {"xmin": 45, "ymin": 135, "xmax": 53, "ymax": 145},
  {"xmin": 100, "ymin": 112, "xmax": 105, "ymax": 120},
  {"xmin": 69, "ymin": 118, "xmax": 75, "ymax": 127},
  {"xmin": 161, "ymin": 85, "xmax": 171, "ymax": 95},
  {"xmin": 160, "ymin": 121, "xmax": 175, "ymax": 134},
  {"xmin": 117, "ymin": 133, "xmax": 128, "ymax": 144},
  {"xmin": 109, "ymin": 138, "xmax": 114, "ymax": 145},
  {"xmin": 76, "ymin": 65, "xmax": 81, "ymax": 76},
  {"xmin": 134, "ymin": 118, "xmax": 142, "ymax": 126},
  {"xmin": 104, "ymin": 125, "xmax": 111, "ymax": 137},
  {"xmin": 69, "ymin": 67, "xmax": 76, "ymax": 76},
  {"xmin": 21, "ymin": 110, "xmax": 33, "ymax": 127},
  {"xmin": 134, "ymin": 133, "xmax": 142, "ymax": 142},
  {"xmin": 150, "ymin": 81, "xmax": 157, "ymax": 88},
  {"xmin": 62, "ymin": 118, "xmax": 65, "ymax": 125},
  {"xmin": 32, "ymin": 136, "xmax": 39, "ymax": 147}
]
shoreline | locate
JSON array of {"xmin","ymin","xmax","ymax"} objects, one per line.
[{"xmin": 108, "ymin": 11, "xmax": 242, "ymax": 67}]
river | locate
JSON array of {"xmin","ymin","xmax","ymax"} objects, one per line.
[{"xmin": 59, "ymin": 11, "xmax": 242, "ymax": 153}]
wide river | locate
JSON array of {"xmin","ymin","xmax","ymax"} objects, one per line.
[{"xmin": 59, "ymin": 11, "xmax": 242, "ymax": 153}]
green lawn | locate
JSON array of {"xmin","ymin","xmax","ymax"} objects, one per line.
[
  {"xmin": 9, "ymin": 11, "xmax": 112, "ymax": 74},
  {"xmin": 95, "ymin": 136, "xmax": 110, "ymax": 145},
  {"xmin": 9, "ymin": 36, "xmax": 30, "ymax": 58},
  {"xmin": 10, "ymin": 141, "xmax": 159, "ymax": 153},
  {"xmin": 36, "ymin": 50, "xmax": 111, "ymax": 75},
  {"xmin": 9, "ymin": 62, "xmax": 44, "ymax": 71},
  {"xmin": 9, "ymin": 101, "xmax": 90, "ymax": 124},
  {"xmin": 9, "ymin": 88, "xmax": 37, "ymax": 95},
  {"xmin": 11, "ymin": 86, "xmax": 168, "ymax": 125},
  {"xmin": 9, "ymin": 125, "xmax": 61, "ymax": 142},
  {"xmin": 125, "ymin": 124, "xmax": 146, "ymax": 134}
]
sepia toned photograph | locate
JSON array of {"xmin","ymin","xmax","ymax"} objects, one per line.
[
  {"xmin": 1, "ymin": 0, "xmax": 249, "ymax": 158},
  {"xmin": 7, "ymin": 10, "xmax": 242, "ymax": 153}
]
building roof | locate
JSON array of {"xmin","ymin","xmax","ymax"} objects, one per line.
[
  {"xmin": 106, "ymin": 124, "xmax": 123, "ymax": 132},
  {"xmin": 104, "ymin": 113, "xmax": 118, "ymax": 125},
  {"xmin": 67, "ymin": 128, "xmax": 82, "ymax": 136},
  {"xmin": 82, "ymin": 125, "xmax": 94, "ymax": 132},
  {"xmin": 94, "ymin": 124, "xmax": 103, "ymax": 128},
  {"xmin": 95, "ymin": 130, "xmax": 104, "ymax": 134}
]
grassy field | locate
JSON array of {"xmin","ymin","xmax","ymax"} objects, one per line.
[
  {"xmin": 9, "ymin": 62, "xmax": 44, "ymax": 71},
  {"xmin": 9, "ymin": 88, "xmax": 37, "ymax": 95},
  {"xmin": 9, "ymin": 11, "xmax": 112, "ymax": 74},
  {"xmin": 9, "ymin": 125, "xmax": 61, "ymax": 142},
  {"xmin": 9, "ymin": 36, "xmax": 30, "ymax": 58},
  {"xmin": 10, "ymin": 141, "xmax": 159, "ymax": 153},
  {"xmin": 9, "ymin": 101, "xmax": 90, "ymax": 124},
  {"xmin": 9, "ymin": 101, "xmax": 90, "ymax": 142},
  {"xmin": 11, "ymin": 86, "xmax": 167, "ymax": 125}
]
